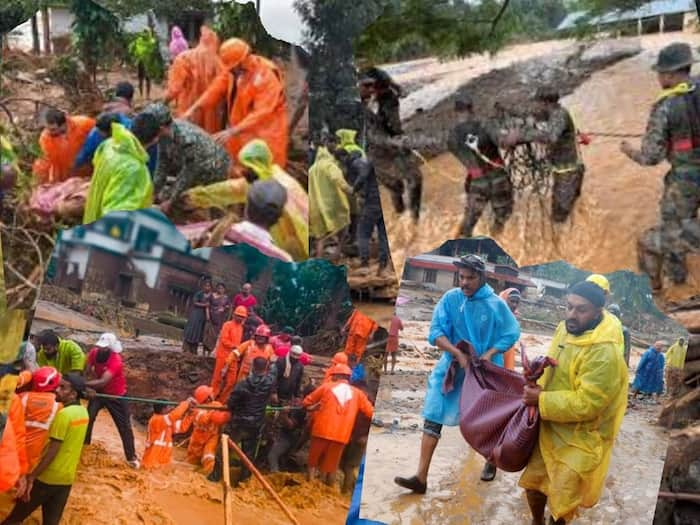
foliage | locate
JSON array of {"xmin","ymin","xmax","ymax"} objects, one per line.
[
  {"xmin": 0, "ymin": 0, "xmax": 39, "ymax": 36},
  {"xmin": 70, "ymin": 0, "xmax": 123, "ymax": 81},
  {"xmin": 95, "ymin": 0, "xmax": 214, "ymax": 21},
  {"xmin": 126, "ymin": 29, "xmax": 164, "ymax": 81},
  {"xmin": 214, "ymin": 1, "xmax": 289, "ymax": 59},
  {"xmin": 259, "ymin": 258, "xmax": 353, "ymax": 337}
]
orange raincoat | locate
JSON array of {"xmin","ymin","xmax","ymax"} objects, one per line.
[
  {"xmin": 0, "ymin": 394, "xmax": 29, "ymax": 493},
  {"xmin": 211, "ymin": 319, "xmax": 245, "ymax": 400},
  {"xmin": 323, "ymin": 352, "xmax": 349, "ymax": 383},
  {"xmin": 195, "ymin": 54, "xmax": 288, "ymax": 167},
  {"xmin": 343, "ymin": 310, "xmax": 378, "ymax": 361},
  {"xmin": 182, "ymin": 402, "xmax": 229, "ymax": 474},
  {"xmin": 232, "ymin": 340, "xmax": 274, "ymax": 383},
  {"xmin": 18, "ymin": 391, "xmax": 63, "ymax": 472},
  {"xmin": 167, "ymin": 27, "xmax": 225, "ymax": 134},
  {"xmin": 32, "ymin": 116, "xmax": 96, "ymax": 184},
  {"xmin": 142, "ymin": 401, "xmax": 190, "ymax": 469}
]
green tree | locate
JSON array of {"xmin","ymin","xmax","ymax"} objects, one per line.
[
  {"xmin": 70, "ymin": 0, "xmax": 123, "ymax": 83},
  {"xmin": 215, "ymin": 1, "xmax": 289, "ymax": 59},
  {"xmin": 1, "ymin": 0, "xmax": 39, "ymax": 37}
]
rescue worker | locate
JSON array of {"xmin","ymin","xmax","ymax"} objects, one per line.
[
  {"xmin": 333, "ymin": 129, "xmax": 391, "ymax": 277},
  {"xmin": 2, "ymin": 374, "xmax": 88, "ymax": 525},
  {"xmin": 165, "ymin": 26, "xmax": 224, "ymax": 134},
  {"xmin": 139, "ymin": 103, "xmax": 230, "ymax": 215},
  {"xmin": 324, "ymin": 352, "xmax": 350, "ymax": 383},
  {"xmin": 0, "ymin": 373, "xmax": 29, "ymax": 495},
  {"xmin": 211, "ymin": 305, "xmax": 248, "ymax": 402},
  {"xmin": 505, "ymin": 86, "xmax": 584, "ymax": 223},
  {"xmin": 309, "ymin": 136, "xmax": 353, "ymax": 258},
  {"xmin": 395, "ymin": 255, "xmax": 520, "ymax": 493},
  {"xmin": 342, "ymin": 309, "xmax": 379, "ymax": 363},
  {"xmin": 607, "ymin": 304, "xmax": 631, "ymax": 367},
  {"xmin": 520, "ymin": 281, "xmax": 627, "ymax": 525},
  {"xmin": 499, "ymin": 288, "xmax": 522, "ymax": 371},
  {"xmin": 84, "ymin": 333, "xmax": 139, "ymax": 468},
  {"xmin": 83, "ymin": 118, "xmax": 154, "ymax": 225},
  {"xmin": 209, "ymin": 357, "xmax": 275, "ymax": 484},
  {"xmin": 18, "ymin": 367, "xmax": 63, "ymax": 472},
  {"xmin": 141, "ymin": 397, "xmax": 195, "ymax": 469},
  {"xmin": 223, "ymin": 324, "xmax": 275, "ymax": 385},
  {"xmin": 184, "ymin": 38, "xmax": 289, "ymax": 167},
  {"xmin": 303, "ymin": 363, "xmax": 374, "ymax": 486},
  {"xmin": 272, "ymin": 345, "xmax": 305, "ymax": 404},
  {"xmin": 35, "ymin": 331, "xmax": 85, "ymax": 375},
  {"xmin": 665, "ymin": 336, "xmax": 688, "ymax": 397},
  {"xmin": 32, "ymin": 109, "xmax": 95, "ymax": 184},
  {"xmin": 183, "ymin": 385, "xmax": 230, "ymax": 475},
  {"xmin": 181, "ymin": 139, "xmax": 309, "ymax": 261},
  {"xmin": 447, "ymin": 94, "xmax": 513, "ymax": 237},
  {"xmin": 621, "ymin": 42, "xmax": 700, "ymax": 288},
  {"xmin": 360, "ymin": 68, "xmax": 423, "ymax": 221}
]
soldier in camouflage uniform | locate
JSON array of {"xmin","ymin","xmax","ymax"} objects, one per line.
[
  {"xmin": 621, "ymin": 43, "xmax": 700, "ymax": 288},
  {"xmin": 140, "ymin": 103, "xmax": 231, "ymax": 215},
  {"xmin": 447, "ymin": 95, "xmax": 513, "ymax": 237},
  {"xmin": 360, "ymin": 69, "xmax": 424, "ymax": 221},
  {"xmin": 506, "ymin": 87, "xmax": 585, "ymax": 222}
]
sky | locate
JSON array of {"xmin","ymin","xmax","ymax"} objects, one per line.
[{"xmin": 238, "ymin": 0, "xmax": 306, "ymax": 46}]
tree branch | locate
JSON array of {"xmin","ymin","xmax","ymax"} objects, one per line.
[{"xmin": 489, "ymin": 0, "xmax": 512, "ymax": 37}]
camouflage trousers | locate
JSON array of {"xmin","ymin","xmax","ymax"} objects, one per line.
[
  {"xmin": 638, "ymin": 169, "xmax": 700, "ymax": 288},
  {"xmin": 461, "ymin": 169, "xmax": 513, "ymax": 238},
  {"xmin": 371, "ymin": 147, "xmax": 423, "ymax": 220},
  {"xmin": 551, "ymin": 165, "xmax": 585, "ymax": 223}
]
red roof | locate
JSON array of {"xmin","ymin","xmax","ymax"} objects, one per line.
[{"xmin": 408, "ymin": 258, "xmax": 536, "ymax": 287}]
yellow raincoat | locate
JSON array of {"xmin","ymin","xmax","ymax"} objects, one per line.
[
  {"xmin": 83, "ymin": 123, "xmax": 153, "ymax": 224},
  {"xmin": 309, "ymin": 146, "xmax": 352, "ymax": 238},
  {"xmin": 181, "ymin": 140, "xmax": 308, "ymax": 260},
  {"xmin": 519, "ymin": 312, "xmax": 628, "ymax": 522},
  {"xmin": 335, "ymin": 129, "xmax": 365, "ymax": 156},
  {"xmin": 666, "ymin": 339, "xmax": 688, "ymax": 369}
]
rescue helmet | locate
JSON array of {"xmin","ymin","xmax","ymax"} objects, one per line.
[
  {"xmin": 330, "ymin": 363, "xmax": 352, "ymax": 377},
  {"xmin": 219, "ymin": 38, "xmax": 251, "ymax": 69},
  {"xmin": 331, "ymin": 352, "xmax": 348, "ymax": 365},
  {"xmin": 255, "ymin": 324, "xmax": 271, "ymax": 338},
  {"xmin": 233, "ymin": 306, "xmax": 248, "ymax": 318},
  {"xmin": 586, "ymin": 274, "xmax": 610, "ymax": 294},
  {"xmin": 193, "ymin": 385, "xmax": 213, "ymax": 404},
  {"xmin": 33, "ymin": 366, "xmax": 61, "ymax": 393}
]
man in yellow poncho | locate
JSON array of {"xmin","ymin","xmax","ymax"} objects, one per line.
[
  {"xmin": 309, "ymin": 135, "xmax": 353, "ymax": 258},
  {"xmin": 521, "ymin": 280, "xmax": 628, "ymax": 525},
  {"xmin": 665, "ymin": 336, "xmax": 688, "ymax": 397},
  {"xmin": 181, "ymin": 139, "xmax": 308, "ymax": 260},
  {"xmin": 82, "ymin": 119, "xmax": 154, "ymax": 224}
]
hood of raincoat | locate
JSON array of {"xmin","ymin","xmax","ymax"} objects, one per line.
[
  {"xmin": 198, "ymin": 26, "xmax": 219, "ymax": 52},
  {"xmin": 170, "ymin": 26, "xmax": 188, "ymax": 56},
  {"xmin": 560, "ymin": 309, "xmax": 620, "ymax": 348},
  {"xmin": 335, "ymin": 129, "xmax": 365, "ymax": 156},
  {"xmin": 239, "ymin": 139, "xmax": 274, "ymax": 180},
  {"xmin": 109, "ymin": 123, "xmax": 149, "ymax": 164}
]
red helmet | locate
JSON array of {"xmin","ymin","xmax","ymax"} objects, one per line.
[
  {"xmin": 193, "ymin": 385, "xmax": 213, "ymax": 404},
  {"xmin": 33, "ymin": 366, "xmax": 61, "ymax": 392},
  {"xmin": 255, "ymin": 324, "xmax": 271, "ymax": 338}
]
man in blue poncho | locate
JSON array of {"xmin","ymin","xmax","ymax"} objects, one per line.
[
  {"xmin": 394, "ymin": 254, "xmax": 520, "ymax": 493},
  {"xmin": 632, "ymin": 341, "xmax": 666, "ymax": 401}
]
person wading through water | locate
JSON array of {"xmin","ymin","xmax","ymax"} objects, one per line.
[{"xmin": 394, "ymin": 254, "xmax": 520, "ymax": 492}]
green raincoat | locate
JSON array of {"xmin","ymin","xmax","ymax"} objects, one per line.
[
  {"xmin": 309, "ymin": 146, "xmax": 351, "ymax": 238},
  {"xmin": 83, "ymin": 123, "xmax": 153, "ymax": 224}
]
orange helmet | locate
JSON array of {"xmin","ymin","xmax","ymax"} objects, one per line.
[
  {"xmin": 16, "ymin": 370, "xmax": 33, "ymax": 390},
  {"xmin": 33, "ymin": 366, "xmax": 61, "ymax": 393},
  {"xmin": 219, "ymin": 38, "xmax": 250, "ymax": 69},
  {"xmin": 255, "ymin": 324, "xmax": 271, "ymax": 338},
  {"xmin": 330, "ymin": 363, "xmax": 352, "ymax": 377},
  {"xmin": 193, "ymin": 385, "xmax": 213, "ymax": 404},
  {"xmin": 233, "ymin": 306, "xmax": 248, "ymax": 318},
  {"xmin": 331, "ymin": 352, "xmax": 348, "ymax": 365}
]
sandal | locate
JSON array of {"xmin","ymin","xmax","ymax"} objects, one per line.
[{"xmin": 394, "ymin": 475, "xmax": 427, "ymax": 494}]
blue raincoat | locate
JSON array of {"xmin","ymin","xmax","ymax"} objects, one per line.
[
  {"xmin": 422, "ymin": 284, "xmax": 520, "ymax": 426},
  {"xmin": 632, "ymin": 347, "xmax": 665, "ymax": 395}
]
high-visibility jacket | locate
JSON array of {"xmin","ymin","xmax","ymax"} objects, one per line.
[
  {"xmin": 0, "ymin": 394, "xmax": 29, "ymax": 492},
  {"xmin": 19, "ymin": 391, "xmax": 62, "ymax": 471},
  {"xmin": 227, "ymin": 340, "xmax": 274, "ymax": 383},
  {"xmin": 142, "ymin": 401, "xmax": 190, "ymax": 469}
]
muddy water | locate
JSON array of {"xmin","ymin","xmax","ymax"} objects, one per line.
[
  {"xmin": 382, "ymin": 33, "xmax": 700, "ymax": 287},
  {"xmin": 360, "ymin": 311, "xmax": 669, "ymax": 524}
]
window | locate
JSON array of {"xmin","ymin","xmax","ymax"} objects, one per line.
[
  {"xmin": 423, "ymin": 269, "xmax": 437, "ymax": 284},
  {"xmin": 135, "ymin": 227, "xmax": 158, "ymax": 253},
  {"xmin": 100, "ymin": 218, "xmax": 131, "ymax": 241}
]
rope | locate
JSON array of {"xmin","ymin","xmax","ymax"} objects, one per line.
[{"xmin": 94, "ymin": 393, "xmax": 304, "ymax": 412}]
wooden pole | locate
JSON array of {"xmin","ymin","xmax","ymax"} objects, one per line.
[
  {"xmin": 226, "ymin": 437, "xmax": 300, "ymax": 525},
  {"xmin": 222, "ymin": 434, "xmax": 234, "ymax": 525}
]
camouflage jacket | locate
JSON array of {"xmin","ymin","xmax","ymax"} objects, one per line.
[
  {"xmin": 153, "ymin": 120, "xmax": 231, "ymax": 203},
  {"xmin": 447, "ymin": 117, "xmax": 504, "ymax": 173},
  {"xmin": 628, "ymin": 84, "xmax": 700, "ymax": 171},
  {"xmin": 519, "ymin": 106, "xmax": 579, "ymax": 170}
]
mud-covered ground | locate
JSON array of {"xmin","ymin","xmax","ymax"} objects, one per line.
[{"xmin": 359, "ymin": 287, "xmax": 671, "ymax": 524}]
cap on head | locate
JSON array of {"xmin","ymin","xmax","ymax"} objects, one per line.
[
  {"xmin": 234, "ymin": 306, "xmax": 248, "ymax": 318},
  {"xmin": 193, "ymin": 385, "xmax": 213, "ymax": 404},
  {"xmin": 247, "ymin": 179, "xmax": 287, "ymax": 213},
  {"xmin": 220, "ymin": 38, "xmax": 251, "ymax": 69},
  {"xmin": 142, "ymin": 102, "xmax": 172, "ymax": 128},
  {"xmin": 255, "ymin": 324, "xmax": 271, "ymax": 338},
  {"xmin": 291, "ymin": 345, "xmax": 303, "ymax": 357},
  {"xmin": 96, "ymin": 332, "xmax": 122, "ymax": 353},
  {"xmin": 568, "ymin": 281, "xmax": 606, "ymax": 309},
  {"xmin": 653, "ymin": 42, "xmax": 696, "ymax": 73},
  {"xmin": 453, "ymin": 254, "xmax": 486, "ymax": 274},
  {"xmin": 586, "ymin": 274, "xmax": 610, "ymax": 294},
  {"xmin": 330, "ymin": 363, "xmax": 352, "ymax": 377},
  {"xmin": 332, "ymin": 352, "xmax": 349, "ymax": 365}
]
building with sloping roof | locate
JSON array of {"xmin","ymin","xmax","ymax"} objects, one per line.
[{"xmin": 557, "ymin": 0, "xmax": 697, "ymax": 36}]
